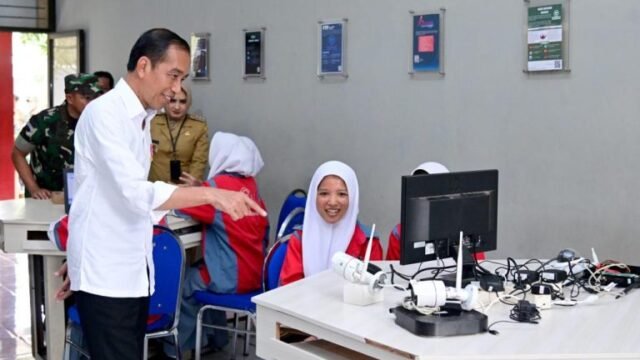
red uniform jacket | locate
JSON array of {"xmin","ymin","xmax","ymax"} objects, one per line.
[
  {"xmin": 178, "ymin": 174, "xmax": 269, "ymax": 294},
  {"xmin": 280, "ymin": 223, "xmax": 383, "ymax": 286}
]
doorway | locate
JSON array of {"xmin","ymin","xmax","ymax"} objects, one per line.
[{"xmin": 0, "ymin": 32, "xmax": 48, "ymax": 200}]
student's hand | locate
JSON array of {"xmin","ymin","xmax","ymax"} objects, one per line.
[
  {"xmin": 29, "ymin": 186, "xmax": 52, "ymax": 200},
  {"xmin": 54, "ymin": 262, "xmax": 72, "ymax": 301},
  {"xmin": 208, "ymin": 188, "xmax": 267, "ymax": 220},
  {"xmin": 178, "ymin": 172, "xmax": 202, "ymax": 187}
]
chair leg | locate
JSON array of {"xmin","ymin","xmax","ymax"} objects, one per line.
[
  {"xmin": 143, "ymin": 336, "xmax": 148, "ymax": 360},
  {"xmin": 63, "ymin": 340, "xmax": 72, "ymax": 360},
  {"xmin": 63, "ymin": 323, "xmax": 72, "ymax": 360},
  {"xmin": 243, "ymin": 316, "xmax": 251, "ymax": 356},
  {"xmin": 195, "ymin": 308, "xmax": 204, "ymax": 360},
  {"xmin": 65, "ymin": 321, "xmax": 90, "ymax": 359},
  {"xmin": 231, "ymin": 314, "xmax": 239, "ymax": 360},
  {"xmin": 173, "ymin": 330, "xmax": 182, "ymax": 360}
]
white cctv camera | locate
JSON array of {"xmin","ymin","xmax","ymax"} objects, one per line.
[
  {"xmin": 331, "ymin": 252, "xmax": 386, "ymax": 294},
  {"xmin": 409, "ymin": 279, "xmax": 479, "ymax": 311},
  {"xmin": 332, "ymin": 224, "xmax": 386, "ymax": 306},
  {"xmin": 407, "ymin": 231, "xmax": 480, "ymax": 311}
]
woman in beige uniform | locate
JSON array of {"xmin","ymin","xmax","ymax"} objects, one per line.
[{"xmin": 149, "ymin": 85, "xmax": 210, "ymax": 183}]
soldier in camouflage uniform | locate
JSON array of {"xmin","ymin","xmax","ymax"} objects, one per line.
[{"xmin": 12, "ymin": 73, "xmax": 102, "ymax": 199}]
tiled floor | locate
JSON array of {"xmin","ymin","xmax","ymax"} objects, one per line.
[
  {"xmin": 0, "ymin": 252, "xmax": 32, "ymax": 360},
  {"xmin": 0, "ymin": 251, "xmax": 259, "ymax": 360}
]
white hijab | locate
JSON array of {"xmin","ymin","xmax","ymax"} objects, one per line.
[
  {"xmin": 412, "ymin": 161, "xmax": 449, "ymax": 175},
  {"xmin": 302, "ymin": 161, "xmax": 359, "ymax": 277},
  {"xmin": 207, "ymin": 132, "xmax": 264, "ymax": 179}
]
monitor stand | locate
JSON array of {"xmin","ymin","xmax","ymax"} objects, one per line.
[
  {"xmin": 439, "ymin": 243, "xmax": 477, "ymax": 288},
  {"xmin": 392, "ymin": 303, "xmax": 488, "ymax": 336}
]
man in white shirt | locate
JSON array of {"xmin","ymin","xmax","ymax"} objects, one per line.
[{"xmin": 65, "ymin": 28, "xmax": 266, "ymax": 360}]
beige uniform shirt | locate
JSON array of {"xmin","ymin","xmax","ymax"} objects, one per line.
[{"xmin": 149, "ymin": 113, "xmax": 210, "ymax": 183}]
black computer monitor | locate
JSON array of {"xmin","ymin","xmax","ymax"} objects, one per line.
[
  {"xmin": 400, "ymin": 170, "xmax": 498, "ymax": 282},
  {"xmin": 63, "ymin": 169, "xmax": 75, "ymax": 214}
]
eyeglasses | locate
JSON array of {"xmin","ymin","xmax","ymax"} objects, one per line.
[{"xmin": 169, "ymin": 99, "xmax": 187, "ymax": 104}]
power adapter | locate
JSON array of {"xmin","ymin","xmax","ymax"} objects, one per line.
[
  {"xmin": 514, "ymin": 270, "xmax": 540, "ymax": 287},
  {"xmin": 479, "ymin": 274, "xmax": 505, "ymax": 292},
  {"xmin": 600, "ymin": 272, "xmax": 639, "ymax": 288},
  {"xmin": 531, "ymin": 283, "xmax": 552, "ymax": 309},
  {"xmin": 540, "ymin": 269, "xmax": 568, "ymax": 283}
]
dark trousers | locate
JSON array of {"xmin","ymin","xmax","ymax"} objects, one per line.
[{"xmin": 75, "ymin": 291, "xmax": 149, "ymax": 360}]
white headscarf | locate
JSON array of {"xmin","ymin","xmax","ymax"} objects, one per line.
[
  {"xmin": 412, "ymin": 161, "xmax": 449, "ymax": 175},
  {"xmin": 207, "ymin": 132, "xmax": 264, "ymax": 179},
  {"xmin": 302, "ymin": 161, "xmax": 359, "ymax": 277}
]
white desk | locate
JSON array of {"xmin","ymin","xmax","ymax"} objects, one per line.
[
  {"xmin": 0, "ymin": 199, "xmax": 200, "ymax": 360},
  {"xmin": 253, "ymin": 261, "xmax": 640, "ymax": 360}
]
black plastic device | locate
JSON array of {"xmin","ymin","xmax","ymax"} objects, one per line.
[
  {"xmin": 479, "ymin": 274, "xmax": 505, "ymax": 292},
  {"xmin": 540, "ymin": 269, "xmax": 568, "ymax": 283},
  {"xmin": 400, "ymin": 170, "xmax": 498, "ymax": 285},
  {"xmin": 392, "ymin": 304, "xmax": 488, "ymax": 337},
  {"xmin": 556, "ymin": 248, "xmax": 577, "ymax": 262}
]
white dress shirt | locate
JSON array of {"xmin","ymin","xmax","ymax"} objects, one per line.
[{"xmin": 68, "ymin": 79, "xmax": 177, "ymax": 298}]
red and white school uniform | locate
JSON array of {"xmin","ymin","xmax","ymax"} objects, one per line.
[{"xmin": 280, "ymin": 224, "xmax": 383, "ymax": 285}]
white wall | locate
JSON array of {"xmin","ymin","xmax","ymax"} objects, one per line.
[{"xmin": 57, "ymin": 0, "xmax": 640, "ymax": 262}]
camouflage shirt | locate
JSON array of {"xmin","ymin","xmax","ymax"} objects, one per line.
[{"xmin": 15, "ymin": 102, "xmax": 77, "ymax": 194}]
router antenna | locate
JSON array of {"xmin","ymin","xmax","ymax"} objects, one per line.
[
  {"xmin": 591, "ymin": 247, "xmax": 599, "ymax": 265},
  {"xmin": 456, "ymin": 231, "xmax": 463, "ymax": 292},
  {"xmin": 361, "ymin": 224, "xmax": 376, "ymax": 282}
]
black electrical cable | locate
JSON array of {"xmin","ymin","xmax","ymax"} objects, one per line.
[
  {"xmin": 411, "ymin": 264, "xmax": 456, "ymax": 280},
  {"xmin": 486, "ymin": 320, "xmax": 520, "ymax": 335}
]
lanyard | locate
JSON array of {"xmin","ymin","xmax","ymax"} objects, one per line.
[{"xmin": 166, "ymin": 117, "xmax": 188, "ymax": 159}]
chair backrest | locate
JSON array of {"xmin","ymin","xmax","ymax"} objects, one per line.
[
  {"xmin": 149, "ymin": 225, "xmax": 186, "ymax": 331},
  {"xmin": 276, "ymin": 207, "xmax": 304, "ymax": 239},
  {"xmin": 262, "ymin": 234, "xmax": 291, "ymax": 292},
  {"xmin": 276, "ymin": 189, "xmax": 307, "ymax": 237}
]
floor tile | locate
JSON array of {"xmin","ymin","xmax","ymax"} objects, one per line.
[{"xmin": 0, "ymin": 250, "xmax": 261, "ymax": 359}]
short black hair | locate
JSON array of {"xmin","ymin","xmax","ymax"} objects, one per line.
[
  {"xmin": 126, "ymin": 28, "xmax": 190, "ymax": 72},
  {"xmin": 93, "ymin": 71, "xmax": 114, "ymax": 89}
]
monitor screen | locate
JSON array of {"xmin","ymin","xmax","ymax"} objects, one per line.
[
  {"xmin": 400, "ymin": 169, "xmax": 498, "ymax": 266},
  {"xmin": 63, "ymin": 169, "xmax": 75, "ymax": 214}
]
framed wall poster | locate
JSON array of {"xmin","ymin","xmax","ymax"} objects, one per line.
[
  {"xmin": 409, "ymin": 10, "xmax": 445, "ymax": 75},
  {"xmin": 524, "ymin": 0, "xmax": 570, "ymax": 72},
  {"xmin": 0, "ymin": 0, "xmax": 55, "ymax": 32},
  {"xmin": 190, "ymin": 33, "xmax": 210, "ymax": 80},
  {"xmin": 243, "ymin": 27, "xmax": 265, "ymax": 79},
  {"xmin": 48, "ymin": 30, "xmax": 85, "ymax": 107},
  {"xmin": 317, "ymin": 19, "xmax": 347, "ymax": 78}
]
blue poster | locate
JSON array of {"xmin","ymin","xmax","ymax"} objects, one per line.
[
  {"xmin": 412, "ymin": 14, "xmax": 440, "ymax": 72},
  {"xmin": 320, "ymin": 23, "xmax": 343, "ymax": 74}
]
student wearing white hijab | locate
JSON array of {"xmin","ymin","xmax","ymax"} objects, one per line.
[
  {"xmin": 386, "ymin": 161, "xmax": 449, "ymax": 260},
  {"xmin": 280, "ymin": 160, "xmax": 383, "ymax": 285},
  {"xmin": 166, "ymin": 131, "xmax": 269, "ymax": 357}
]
